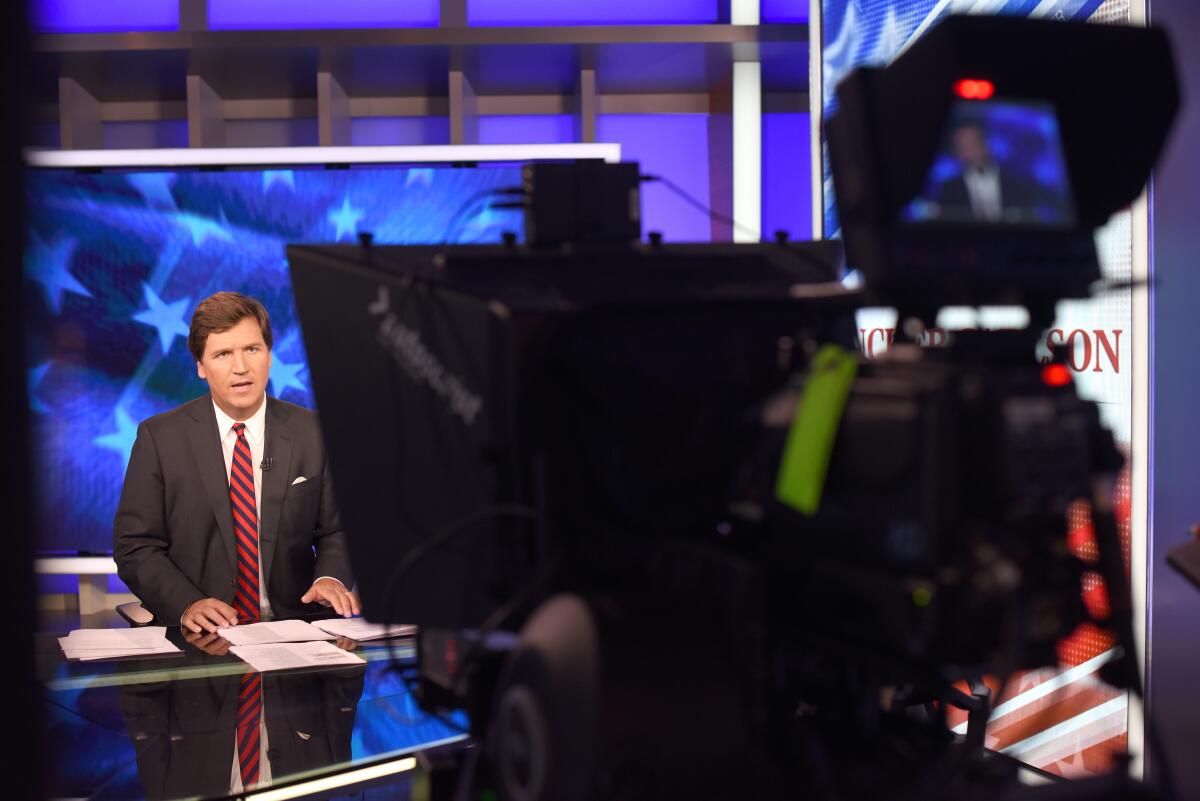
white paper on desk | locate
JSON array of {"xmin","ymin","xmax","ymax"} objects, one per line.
[
  {"xmin": 217, "ymin": 619, "xmax": 336, "ymax": 646},
  {"xmin": 310, "ymin": 618, "xmax": 416, "ymax": 641},
  {"xmin": 58, "ymin": 626, "xmax": 182, "ymax": 660},
  {"xmin": 230, "ymin": 640, "xmax": 365, "ymax": 672}
]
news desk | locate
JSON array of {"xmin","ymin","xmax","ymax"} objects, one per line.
[{"xmin": 37, "ymin": 615, "xmax": 466, "ymax": 800}]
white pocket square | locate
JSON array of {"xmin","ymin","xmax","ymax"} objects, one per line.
[{"xmin": 291, "ymin": 476, "xmax": 308, "ymax": 486}]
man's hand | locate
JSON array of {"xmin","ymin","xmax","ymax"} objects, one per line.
[
  {"xmin": 184, "ymin": 628, "xmax": 232, "ymax": 656},
  {"xmin": 301, "ymin": 578, "xmax": 361, "ymax": 618},
  {"xmin": 333, "ymin": 636, "xmax": 359, "ymax": 652},
  {"xmin": 182, "ymin": 598, "xmax": 239, "ymax": 634}
]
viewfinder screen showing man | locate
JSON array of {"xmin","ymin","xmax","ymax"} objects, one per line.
[
  {"xmin": 903, "ymin": 100, "xmax": 1075, "ymax": 226},
  {"xmin": 114, "ymin": 291, "xmax": 360, "ymax": 636}
]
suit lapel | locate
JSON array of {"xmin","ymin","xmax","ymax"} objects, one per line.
[
  {"xmin": 185, "ymin": 397, "xmax": 238, "ymax": 577},
  {"xmin": 260, "ymin": 398, "xmax": 295, "ymax": 592}
]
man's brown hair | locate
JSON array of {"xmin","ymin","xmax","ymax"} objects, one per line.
[{"xmin": 188, "ymin": 291, "xmax": 273, "ymax": 363}]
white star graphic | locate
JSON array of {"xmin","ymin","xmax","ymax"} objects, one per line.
[
  {"xmin": 128, "ymin": 172, "xmax": 178, "ymax": 210},
  {"xmin": 28, "ymin": 361, "xmax": 52, "ymax": 414},
  {"xmin": 262, "ymin": 170, "xmax": 296, "ymax": 192},
  {"xmin": 133, "ymin": 284, "xmax": 192, "ymax": 354},
  {"xmin": 25, "ymin": 233, "xmax": 91, "ymax": 314},
  {"xmin": 269, "ymin": 357, "xmax": 308, "ymax": 398},
  {"xmin": 405, "ymin": 168, "xmax": 434, "ymax": 188},
  {"xmin": 173, "ymin": 211, "xmax": 234, "ymax": 248},
  {"xmin": 328, "ymin": 195, "xmax": 365, "ymax": 241},
  {"xmin": 94, "ymin": 406, "xmax": 140, "ymax": 468}
]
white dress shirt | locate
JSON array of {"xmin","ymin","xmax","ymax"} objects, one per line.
[
  {"xmin": 213, "ymin": 397, "xmax": 273, "ymax": 618},
  {"xmin": 214, "ymin": 398, "xmax": 274, "ymax": 793},
  {"xmin": 963, "ymin": 165, "xmax": 1003, "ymax": 222}
]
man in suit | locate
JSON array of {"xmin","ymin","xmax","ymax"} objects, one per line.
[
  {"xmin": 114, "ymin": 291, "xmax": 360, "ymax": 634},
  {"xmin": 932, "ymin": 119, "xmax": 1052, "ymax": 224},
  {"xmin": 118, "ymin": 656, "xmax": 366, "ymax": 799}
]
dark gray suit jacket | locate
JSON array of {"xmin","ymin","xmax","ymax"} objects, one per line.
[
  {"xmin": 114, "ymin": 395, "xmax": 354, "ymax": 623},
  {"xmin": 119, "ymin": 666, "xmax": 365, "ymax": 800}
]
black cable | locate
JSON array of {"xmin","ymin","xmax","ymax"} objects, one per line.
[
  {"xmin": 382, "ymin": 505, "xmax": 541, "ymax": 690},
  {"xmin": 449, "ymin": 555, "xmax": 561, "ymax": 698},
  {"xmin": 640, "ymin": 173, "xmax": 762, "ymax": 241},
  {"xmin": 381, "ymin": 505, "xmax": 540, "ymax": 630},
  {"xmin": 441, "ymin": 187, "xmax": 525, "ymax": 245},
  {"xmin": 639, "ymin": 173, "xmax": 848, "ymax": 278}
]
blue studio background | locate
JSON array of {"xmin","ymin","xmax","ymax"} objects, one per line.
[
  {"xmin": 25, "ymin": 0, "xmax": 814, "ymax": 561},
  {"xmin": 26, "ymin": 166, "xmax": 524, "ymax": 555}
]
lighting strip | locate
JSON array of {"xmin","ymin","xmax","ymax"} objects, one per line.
[
  {"xmin": 243, "ymin": 735, "xmax": 468, "ymax": 801},
  {"xmin": 999, "ymin": 695, "xmax": 1128, "ymax": 761},
  {"xmin": 950, "ymin": 649, "xmax": 1118, "ymax": 735},
  {"xmin": 24, "ymin": 143, "xmax": 622, "ymax": 170},
  {"xmin": 1126, "ymin": 4, "xmax": 1150, "ymax": 788},
  {"xmin": 247, "ymin": 757, "xmax": 417, "ymax": 801},
  {"xmin": 35, "ymin": 556, "xmax": 118, "ymax": 575},
  {"xmin": 809, "ymin": 0, "xmax": 823, "ymax": 238},
  {"xmin": 732, "ymin": 60, "xmax": 762, "ymax": 243}
]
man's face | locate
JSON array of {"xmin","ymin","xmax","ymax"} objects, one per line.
[
  {"xmin": 952, "ymin": 125, "xmax": 992, "ymax": 171},
  {"xmin": 196, "ymin": 316, "xmax": 271, "ymax": 420}
]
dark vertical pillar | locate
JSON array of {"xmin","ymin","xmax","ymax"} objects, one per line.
[
  {"xmin": 1148, "ymin": 1, "xmax": 1200, "ymax": 796},
  {"xmin": 2, "ymin": 0, "xmax": 38, "ymax": 799},
  {"xmin": 706, "ymin": 75, "xmax": 733, "ymax": 241},
  {"xmin": 319, "ymin": 70, "xmax": 352, "ymax": 146}
]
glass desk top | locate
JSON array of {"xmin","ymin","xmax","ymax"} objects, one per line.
[{"xmin": 37, "ymin": 617, "xmax": 467, "ymax": 801}]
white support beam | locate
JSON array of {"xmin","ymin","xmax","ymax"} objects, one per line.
[
  {"xmin": 732, "ymin": 60, "xmax": 761, "ymax": 242},
  {"xmin": 26, "ymin": 143, "xmax": 623, "ymax": 169},
  {"xmin": 731, "ymin": 0, "xmax": 760, "ymax": 25}
]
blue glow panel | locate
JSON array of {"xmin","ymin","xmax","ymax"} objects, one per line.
[
  {"xmin": 597, "ymin": 114, "xmax": 711, "ymax": 243},
  {"xmin": 478, "ymin": 115, "xmax": 576, "ymax": 145},
  {"xmin": 763, "ymin": 113, "xmax": 813, "ymax": 242},
  {"xmin": 208, "ymin": 0, "xmax": 438, "ymax": 29},
  {"xmin": 351, "ymin": 118, "xmax": 451, "ymax": 146},
  {"xmin": 25, "ymin": 166, "xmax": 522, "ymax": 554},
  {"xmin": 469, "ymin": 0, "xmax": 717, "ymax": 25},
  {"xmin": 32, "ymin": 0, "xmax": 178, "ymax": 32},
  {"xmin": 762, "ymin": 0, "xmax": 808, "ymax": 23}
]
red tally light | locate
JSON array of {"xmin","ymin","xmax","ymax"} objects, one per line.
[
  {"xmin": 1042, "ymin": 363, "xmax": 1072, "ymax": 387},
  {"xmin": 954, "ymin": 78, "xmax": 995, "ymax": 100}
]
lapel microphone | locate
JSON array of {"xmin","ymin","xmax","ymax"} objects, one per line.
[{"xmin": 261, "ymin": 457, "xmax": 274, "ymax": 471}]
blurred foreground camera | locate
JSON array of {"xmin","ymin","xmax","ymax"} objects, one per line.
[{"xmin": 290, "ymin": 15, "xmax": 1178, "ymax": 801}]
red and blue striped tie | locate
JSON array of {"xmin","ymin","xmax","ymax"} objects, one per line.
[
  {"xmin": 229, "ymin": 422, "xmax": 261, "ymax": 624},
  {"xmin": 237, "ymin": 671, "xmax": 263, "ymax": 787}
]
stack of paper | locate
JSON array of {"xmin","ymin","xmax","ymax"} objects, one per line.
[
  {"xmin": 58, "ymin": 627, "xmax": 182, "ymax": 661},
  {"xmin": 230, "ymin": 641, "xmax": 366, "ymax": 672},
  {"xmin": 216, "ymin": 619, "xmax": 337, "ymax": 646},
  {"xmin": 311, "ymin": 618, "xmax": 416, "ymax": 641}
]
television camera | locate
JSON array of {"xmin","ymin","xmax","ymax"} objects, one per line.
[{"xmin": 288, "ymin": 15, "xmax": 1179, "ymax": 801}]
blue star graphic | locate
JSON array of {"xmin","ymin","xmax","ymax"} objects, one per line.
[
  {"xmin": 405, "ymin": 168, "xmax": 434, "ymax": 189},
  {"xmin": 133, "ymin": 284, "xmax": 192, "ymax": 354},
  {"xmin": 94, "ymin": 406, "xmax": 139, "ymax": 468},
  {"xmin": 269, "ymin": 357, "xmax": 308, "ymax": 398},
  {"xmin": 458, "ymin": 205, "xmax": 506, "ymax": 243},
  {"xmin": 128, "ymin": 172, "xmax": 177, "ymax": 210},
  {"xmin": 262, "ymin": 170, "xmax": 295, "ymax": 192},
  {"xmin": 328, "ymin": 195, "xmax": 365, "ymax": 241},
  {"xmin": 28, "ymin": 361, "xmax": 52, "ymax": 414},
  {"xmin": 25, "ymin": 233, "xmax": 91, "ymax": 314},
  {"xmin": 173, "ymin": 211, "xmax": 234, "ymax": 247}
]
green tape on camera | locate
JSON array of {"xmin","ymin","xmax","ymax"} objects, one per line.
[{"xmin": 775, "ymin": 344, "xmax": 859, "ymax": 516}]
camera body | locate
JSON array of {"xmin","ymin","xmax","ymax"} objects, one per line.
[{"xmin": 289, "ymin": 14, "xmax": 1179, "ymax": 801}]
